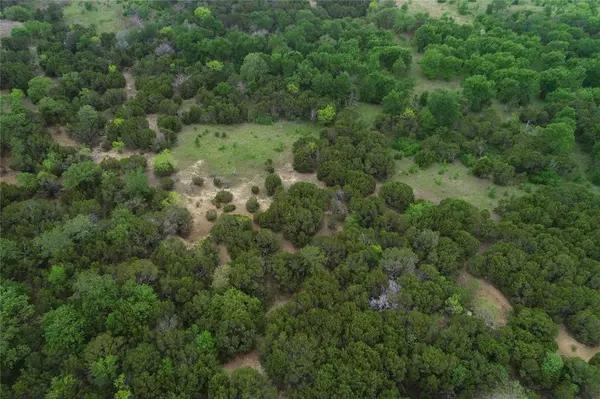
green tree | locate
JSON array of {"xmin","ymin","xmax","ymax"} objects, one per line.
[
  {"xmin": 379, "ymin": 181, "xmax": 414, "ymax": 212},
  {"xmin": 317, "ymin": 103, "xmax": 336, "ymax": 123},
  {"xmin": 265, "ymin": 173, "xmax": 282, "ymax": 196},
  {"xmin": 42, "ymin": 305, "xmax": 86, "ymax": 356},
  {"xmin": 27, "ymin": 76, "xmax": 53, "ymax": 104},
  {"xmin": 539, "ymin": 122, "xmax": 575, "ymax": 154},
  {"xmin": 462, "ymin": 75, "xmax": 494, "ymax": 111},
  {"xmin": 229, "ymin": 367, "xmax": 277, "ymax": 399},
  {"xmin": 70, "ymin": 105, "xmax": 100, "ymax": 144},
  {"xmin": 427, "ymin": 90, "xmax": 461, "ymax": 127},
  {"xmin": 240, "ymin": 53, "xmax": 269, "ymax": 84},
  {"xmin": 0, "ymin": 284, "xmax": 35, "ymax": 376}
]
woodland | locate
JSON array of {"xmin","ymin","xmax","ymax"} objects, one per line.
[{"xmin": 1, "ymin": 0, "xmax": 600, "ymax": 398}]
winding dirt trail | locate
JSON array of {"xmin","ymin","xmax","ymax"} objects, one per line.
[{"xmin": 556, "ymin": 327, "xmax": 600, "ymax": 362}]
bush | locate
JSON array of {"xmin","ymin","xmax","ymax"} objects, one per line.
[
  {"xmin": 246, "ymin": 197, "xmax": 260, "ymax": 213},
  {"xmin": 265, "ymin": 173, "xmax": 283, "ymax": 196},
  {"xmin": 223, "ymin": 204, "xmax": 236, "ymax": 213},
  {"xmin": 206, "ymin": 209, "xmax": 218, "ymax": 221},
  {"xmin": 153, "ymin": 150, "xmax": 176, "ymax": 176},
  {"xmin": 492, "ymin": 162, "xmax": 515, "ymax": 185},
  {"xmin": 157, "ymin": 115, "xmax": 182, "ymax": 133},
  {"xmin": 472, "ymin": 156, "xmax": 494, "ymax": 178},
  {"xmin": 251, "ymin": 185, "xmax": 260, "ymax": 194},
  {"xmin": 379, "ymin": 181, "xmax": 415, "ymax": 212},
  {"xmin": 192, "ymin": 176, "xmax": 204, "ymax": 186},
  {"xmin": 120, "ymin": 155, "xmax": 148, "ymax": 172},
  {"xmin": 213, "ymin": 176, "xmax": 228, "ymax": 188},
  {"xmin": 160, "ymin": 177, "xmax": 174, "ymax": 190},
  {"xmin": 215, "ymin": 190, "xmax": 233, "ymax": 204}
]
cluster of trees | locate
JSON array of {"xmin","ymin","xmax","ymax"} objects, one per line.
[
  {"xmin": 471, "ymin": 184, "xmax": 600, "ymax": 346},
  {"xmin": 2, "ymin": 1, "xmax": 600, "ymax": 398}
]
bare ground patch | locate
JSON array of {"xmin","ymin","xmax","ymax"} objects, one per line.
[
  {"xmin": 278, "ymin": 162, "xmax": 326, "ymax": 189},
  {"xmin": 267, "ymin": 294, "xmax": 292, "ymax": 314},
  {"xmin": 223, "ymin": 349, "xmax": 264, "ymax": 374},
  {"xmin": 458, "ymin": 270, "xmax": 513, "ymax": 328},
  {"xmin": 123, "ymin": 71, "xmax": 136, "ymax": 99},
  {"xmin": 0, "ymin": 20, "xmax": 23, "ymax": 38},
  {"xmin": 556, "ymin": 327, "xmax": 600, "ymax": 362},
  {"xmin": 0, "ymin": 152, "xmax": 18, "ymax": 184},
  {"xmin": 48, "ymin": 126, "xmax": 80, "ymax": 148}
]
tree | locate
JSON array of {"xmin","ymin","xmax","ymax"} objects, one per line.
[
  {"xmin": 0, "ymin": 284, "xmax": 35, "ymax": 376},
  {"xmin": 209, "ymin": 288, "xmax": 263, "ymax": 359},
  {"xmin": 229, "ymin": 367, "xmax": 277, "ymax": 399},
  {"xmin": 427, "ymin": 90, "xmax": 461, "ymax": 127},
  {"xmin": 153, "ymin": 150, "xmax": 176, "ymax": 176},
  {"xmin": 379, "ymin": 181, "xmax": 414, "ymax": 212},
  {"xmin": 70, "ymin": 105, "xmax": 100, "ymax": 144},
  {"xmin": 539, "ymin": 122, "xmax": 575, "ymax": 154},
  {"xmin": 63, "ymin": 161, "xmax": 102, "ymax": 192},
  {"xmin": 472, "ymin": 156, "xmax": 494, "ymax": 178},
  {"xmin": 27, "ymin": 76, "xmax": 53, "ymax": 104},
  {"xmin": 42, "ymin": 305, "xmax": 86, "ymax": 356},
  {"xmin": 240, "ymin": 53, "xmax": 269, "ymax": 83},
  {"xmin": 317, "ymin": 103, "xmax": 336, "ymax": 124},
  {"xmin": 419, "ymin": 48, "xmax": 444, "ymax": 79},
  {"xmin": 246, "ymin": 197, "xmax": 259, "ymax": 213},
  {"xmin": 462, "ymin": 75, "xmax": 494, "ymax": 111},
  {"xmin": 567, "ymin": 310, "xmax": 600, "ymax": 346},
  {"xmin": 265, "ymin": 173, "xmax": 282, "ymax": 196}
]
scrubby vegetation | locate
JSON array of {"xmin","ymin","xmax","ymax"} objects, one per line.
[{"xmin": 1, "ymin": 0, "xmax": 599, "ymax": 398}]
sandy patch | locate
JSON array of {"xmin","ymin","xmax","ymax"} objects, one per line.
[
  {"xmin": 0, "ymin": 20, "xmax": 23, "ymax": 38},
  {"xmin": 278, "ymin": 162, "xmax": 326, "ymax": 189},
  {"xmin": 0, "ymin": 152, "xmax": 18, "ymax": 184},
  {"xmin": 458, "ymin": 270, "xmax": 513, "ymax": 328},
  {"xmin": 223, "ymin": 349, "xmax": 264, "ymax": 374},
  {"xmin": 48, "ymin": 126, "xmax": 80, "ymax": 148},
  {"xmin": 218, "ymin": 245, "xmax": 231, "ymax": 265},
  {"xmin": 123, "ymin": 71, "xmax": 136, "ymax": 99},
  {"xmin": 267, "ymin": 294, "xmax": 292, "ymax": 314},
  {"xmin": 556, "ymin": 326, "xmax": 600, "ymax": 362}
]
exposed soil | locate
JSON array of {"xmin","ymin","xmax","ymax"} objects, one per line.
[
  {"xmin": 123, "ymin": 71, "xmax": 136, "ymax": 99},
  {"xmin": 0, "ymin": 152, "xmax": 18, "ymax": 184},
  {"xmin": 267, "ymin": 294, "xmax": 292, "ymax": 314},
  {"xmin": 457, "ymin": 270, "xmax": 513, "ymax": 328},
  {"xmin": 218, "ymin": 245, "xmax": 231, "ymax": 265},
  {"xmin": 556, "ymin": 326, "xmax": 600, "ymax": 362},
  {"xmin": 0, "ymin": 20, "xmax": 23, "ymax": 38},
  {"xmin": 279, "ymin": 162, "xmax": 326, "ymax": 189},
  {"xmin": 48, "ymin": 126, "xmax": 80, "ymax": 147},
  {"xmin": 222, "ymin": 349, "xmax": 264, "ymax": 374}
]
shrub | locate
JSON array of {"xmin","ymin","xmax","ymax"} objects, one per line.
[
  {"xmin": 472, "ymin": 156, "xmax": 494, "ymax": 178},
  {"xmin": 192, "ymin": 176, "xmax": 204, "ymax": 186},
  {"xmin": 157, "ymin": 115, "xmax": 182, "ymax": 133},
  {"xmin": 153, "ymin": 150, "xmax": 176, "ymax": 176},
  {"xmin": 120, "ymin": 155, "xmax": 148, "ymax": 173},
  {"xmin": 215, "ymin": 190, "xmax": 233, "ymax": 203},
  {"xmin": 223, "ymin": 204, "xmax": 236, "ymax": 213},
  {"xmin": 206, "ymin": 209, "xmax": 218, "ymax": 221},
  {"xmin": 265, "ymin": 173, "xmax": 283, "ymax": 196},
  {"xmin": 379, "ymin": 181, "xmax": 415, "ymax": 212},
  {"xmin": 251, "ymin": 185, "xmax": 259, "ymax": 194},
  {"xmin": 112, "ymin": 141, "xmax": 125, "ymax": 153},
  {"xmin": 160, "ymin": 177, "xmax": 174, "ymax": 190},
  {"xmin": 246, "ymin": 197, "xmax": 260, "ymax": 213},
  {"xmin": 492, "ymin": 162, "xmax": 515, "ymax": 185},
  {"xmin": 213, "ymin": 176, "xmax": 228, "ymax": 188}
]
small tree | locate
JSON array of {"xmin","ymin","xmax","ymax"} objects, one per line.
[
  {"xmin": 379, "ymin": 181, "xmax": 415, "ymax": 212},
  {"xmin": 153, "ymin": 150, "xmax": 176, "ymax": 176},
  {"xmin": 317, "ymin": 103, "xmax": 336, "ymax": 124},
  {"xmin": 265, "ymin": 173, "xmax": 282, "ymax": 196},
  {"xmin": 245, "ymin": 197, "xmax": 259, "ymax": 213},
  {"xmin": 215, "ymin": 190, "xmax": 233, "ymax": 204},
  {"xmin": 462, "ymin": 75, "xmax": 494, "ymax": 111},
  {"xmin": 27, "ymin": 76, "xmax": 53, "ymax": 104},
  {"xmin": 472, "ymin": 156, "xmax": 494, "ymax": 178}
]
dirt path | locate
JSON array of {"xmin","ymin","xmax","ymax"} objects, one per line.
[
  {"xmin": 556, "ymin": 326, "xmax": 600, "ymax": 362},
  {"xmin": 223, "ymin": 349, "xmax": 264, "ymax": 374},
  {"xmin": 457, "ymin": 270, "xmax": 513, "ymax": 328},
  {"xmin": 267, "ymin": 294, "xmax": 292, "ymax": 314},
  {"xmin": 123, "ymin": 71, "xmax": 136, "ymax": 99}
]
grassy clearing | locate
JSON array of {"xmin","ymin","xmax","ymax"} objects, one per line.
[
  {"xmin": 350, "ymin": 103, "xmax": 382, "ymax": 126},
  {"xmin": 171, "ymin": 122, "xmax": 320, "ymax": 176},
  {"xmin": 392, "ymin": 158, "xmax": 521, "ymax": 213},
  {"xmin": 63, "ymin": 0, "xmax": 127, "ymax": 34}
]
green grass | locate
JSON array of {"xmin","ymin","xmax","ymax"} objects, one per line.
[
  {"xmin": 63, "ymin": 0, "xmax": 127, "ymax": 34},
  {"xmin": 172, "ymin": 122, "xmax": 320, "ymax": 176},
  {"xmin": 350, "ymin": 103, "xmax": 382, "ymax": 126},
  {"xmin": 392, "ymin": 158, "xmax": 515, "ymax": 213}
]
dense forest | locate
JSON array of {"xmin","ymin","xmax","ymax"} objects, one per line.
[{"xmin": 1, "ymin": 0, "xmax": 600, "ymax": 398}]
